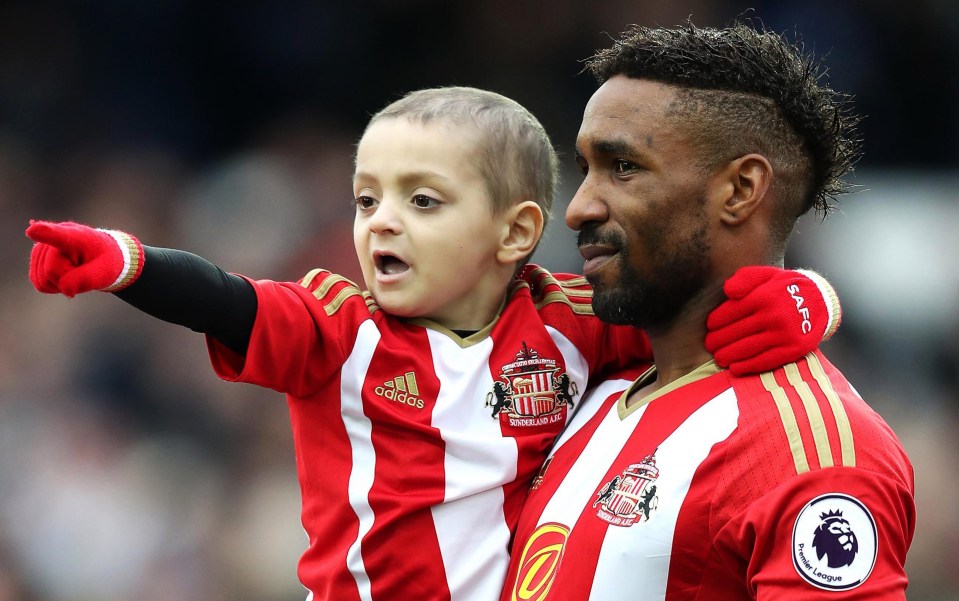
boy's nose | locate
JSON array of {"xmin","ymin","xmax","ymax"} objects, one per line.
[{"xmin": 368, "ymin": 200, "xmax": 403, "ymax": 234}]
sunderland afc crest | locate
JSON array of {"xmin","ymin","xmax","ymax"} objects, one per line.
[
  {"xmin": 486, "ymin": 342, "xmax": 576, "ymax": 427},
  {"xmin": 593, "ymin": 452, "xmax": 659, "ymax": 527}
]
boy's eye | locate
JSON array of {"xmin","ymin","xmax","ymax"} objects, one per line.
[
  {"xmin": 355, "ymin": 196, "xmax": 377, "ymax": 210},
  {"xmin": 412, "ymin": 194, "xmax": 439, "ymax": 209},
  {"xmin": 613, "ymin": 159, "xmax": 637, "ymax": 174}
]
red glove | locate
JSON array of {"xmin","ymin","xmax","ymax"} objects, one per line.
[
  {"xmin": 705, "ymin": 266, "xmax": 841, "ymax": 376},
  {"xmin": 26, "ymin": 220, "xmax": 145, "ymax": 297}
]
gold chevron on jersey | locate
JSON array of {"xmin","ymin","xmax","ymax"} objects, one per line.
[
  {"xmin": 760, "ymin": 353, "xmax": 855, "ymax": 475},
  {"xmin": 362, "ymin": 291, "xmax": 380, "ymax": 314},
  {"xmin": 299, "ymin": 269, "xmax": 373, "ymax": 316},
  {"xmin": 513, "ymin": 266, "xmax": 595, "ymax": 315}
]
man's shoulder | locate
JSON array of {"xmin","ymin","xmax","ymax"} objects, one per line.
[
  {"xmin": 731, "ymin": 352, "xmax": 886, "ymax": 431},
  {"xmin": 726, "ymin": 351, "xmax": 909, "ymax": 481}
]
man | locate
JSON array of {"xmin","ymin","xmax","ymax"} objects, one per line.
[{"xmin": 501, "ymin": 21, "xmax": 915, "ymax": 600}]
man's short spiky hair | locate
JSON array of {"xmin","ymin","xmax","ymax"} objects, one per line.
[{"xmin": 586, "ymin": 20, "xmax": 861, "ymax": 219}]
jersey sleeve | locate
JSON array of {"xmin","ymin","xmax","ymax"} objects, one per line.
[
  {"xmin": 703, "ymin": 351, "xmax": 916, "ymax": 599},
  {"xmin": 715, "ymin": 467, "xmax": 915, "ymax": 599},
  {"xmin": 206, "ymin": 269, "xmax": 371, "ymax": 397},
  {"xmin": 517, "ymin": 265, "xmax": 653, "ymax": 380}
]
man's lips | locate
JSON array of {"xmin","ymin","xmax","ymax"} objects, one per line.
[{"xmin": 578, "ymin": 243, "xmax": 619, "ymax": 277}]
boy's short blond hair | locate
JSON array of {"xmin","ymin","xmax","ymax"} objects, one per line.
[{"xmin": 365, "ymin": 86, "xmax": 559, "ymax": 229}]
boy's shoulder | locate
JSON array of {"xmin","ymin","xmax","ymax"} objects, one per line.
[
  {"xmin": 295, "ymin": 268, "xmax": 377, "ymax": 316},
  {"xmin": 512, "ymin": 264, "xmax": 594, "ymax": 315}
]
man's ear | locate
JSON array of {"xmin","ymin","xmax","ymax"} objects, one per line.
[
  {"xmin": 497, "ymin": 200, "xmax": 544, "ymax": 264},
  {"xmin": 716, "ymin": 154, "xmax": 773, "ymax": 226}
]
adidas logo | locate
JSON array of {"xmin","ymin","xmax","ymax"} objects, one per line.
[{"xmin": 374, "ymin": 371, "xmax": 425, "ymax": 409}]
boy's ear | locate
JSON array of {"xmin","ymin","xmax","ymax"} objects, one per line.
[
  {"xmin": 716, "ymin": 153, "xmax": 773, "ymax": 226},
  {"xmin": 498, "ymin": 200, "xmax": 544, "ymax": 264}
]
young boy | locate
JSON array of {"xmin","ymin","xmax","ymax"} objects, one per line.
[{"xmin": 26, "ymin": 86, "xmax": 840, "ymax": 601}]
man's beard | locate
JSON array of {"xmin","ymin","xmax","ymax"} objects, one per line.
[{"xmin": 587, "ymin": 226, "xmax": 711, "ymax": 330}]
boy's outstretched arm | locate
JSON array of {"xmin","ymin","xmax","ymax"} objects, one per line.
[
  {"xmin": 26, "ymin": 220, "xmax": 257, "ymax": 356},
  {"xmin": 706, "ymin": 266, "xmax": 842, "ymax": 375}
]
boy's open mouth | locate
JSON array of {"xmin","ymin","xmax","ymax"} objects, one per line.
[{"xmin": 375, "ymin": 253, "xmax": 410, "ymax": 275}]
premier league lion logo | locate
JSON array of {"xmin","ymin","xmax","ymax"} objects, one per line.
[
  {"xmin": 792, "ymin": 493, "xmax": 877, "ymax": 590},
  {"xmin": 812, "ymin": 509, "xmax": 859, "ymax": 568}
]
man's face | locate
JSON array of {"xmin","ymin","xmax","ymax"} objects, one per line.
[{"xmin": 566, "ymin": 76, "xmax": 713, "ymax": 330}]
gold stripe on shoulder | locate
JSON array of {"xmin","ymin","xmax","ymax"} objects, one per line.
[
  {"xmin": 557, "ymin": 282, "xmax": 593, "ymax": 302},
  {"xmin": 518, "ymin": 268, "xmax": 594, "ymax": 313},
  {"xmin": 324, "ymin": 286, "xmax": 365, "ymax": 316},
  {"xmin": 806, "ymin": 353, "xmax": 856, "ymax": 467},
  {"xmin": 784, "ymin": 363, "xmax": 833, "ymax": 468},
  {"xmin": 524, "ymin": 265, "xmax": 550, "ymax": 280},
  {"xmin": 761, "ymin": 371, "xmax": 810, "ymax": 474},
  {"xmin": 312, "ymin": 273, "xmax": 355, "ymax": 301},
  {"xmin": 299, "ymin": 271, "xmax": 367, "ymax": 317},
  {"xmin": 558, "ymin": 275, "xmax": 590, "ymax": 288},
  {"xmin": 363, "ymin": 291, "xmax": 379, "ymax": 315},
  {"xmin": 299, "ymin": 268, "xmax": 325, "ymax": 289},
  {"xmin": 534, "ymin": 291, "xmax": 595, "ymax": 314},
  {"xmin": 510, "ymin": 278, "xmax": 531, "ymax": 296}
]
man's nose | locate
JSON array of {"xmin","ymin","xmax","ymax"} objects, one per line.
[{"xmin": 566, "ymin": 177, "xmax": 608, "ymax": 231}]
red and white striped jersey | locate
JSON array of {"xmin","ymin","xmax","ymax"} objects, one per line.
[
  {"xmin": 503, "ymin": 352, "xmax": 915, "ymax": 601},
  {"xmin": 205, "ymin": 265, "xmax": 651, "ymax": 601}
]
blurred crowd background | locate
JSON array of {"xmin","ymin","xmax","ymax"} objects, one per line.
[{"xmin": 1, "ymin": 1, "xmax": 957, "ymax": 600}]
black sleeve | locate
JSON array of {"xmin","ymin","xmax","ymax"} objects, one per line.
[{"xmin": 114, "ymin": 246, "xmax": 257, "ymax": 356}]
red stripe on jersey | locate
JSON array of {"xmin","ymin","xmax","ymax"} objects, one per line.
[
  {"xmin": 792, "ymin": 357, "xmax": 846, "ymax": 469},
  {"xmin": 769, "ymin": 368, "xmax": 827, "ymax": 471},
  {"xmin": 360, "ymin": 323, "xmax": 451, "ymax": 601},
  {"xmin": 292, "ymin": 369, "xmax": 364, "ymax": 601}
]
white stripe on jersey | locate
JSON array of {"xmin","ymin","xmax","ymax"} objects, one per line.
[
  {"xmin": 432, "ymin": 486, "xmax": 510, "ymax": 601},
  {"xmin": 340, "ymin": 320, "xmax": 382, "ymax": 601},
  {"xmin": 427, "ymin": 331, "xmax": 513, "ymax": 601},
  {"xmin": 545, "ymin": 325, "xmax": 589, "ymax": 411},
  {"xmin": 589, "ymin": 387, "xmax": 740, "ymax": 600},
  {"xmin": 551, "ymin": 377, "xmax": 637, "ymax": 453}
]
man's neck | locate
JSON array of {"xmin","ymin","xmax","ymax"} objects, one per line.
[
  {"xmin": 639, "ymin": 283, "xmax": 725, "ymax": 393},
  {"xmin": 626, "ymin": 320, "xmax": 711, "ymax": 409}
]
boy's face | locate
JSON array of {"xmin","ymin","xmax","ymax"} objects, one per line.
[{"xmin": 352, "ymin": 117, "xmax": 511, "ymax": 330}]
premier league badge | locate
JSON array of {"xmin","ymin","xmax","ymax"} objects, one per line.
[{"xmin": 792, "ymin": 493, "xmax": 878, "ymax": 590}]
